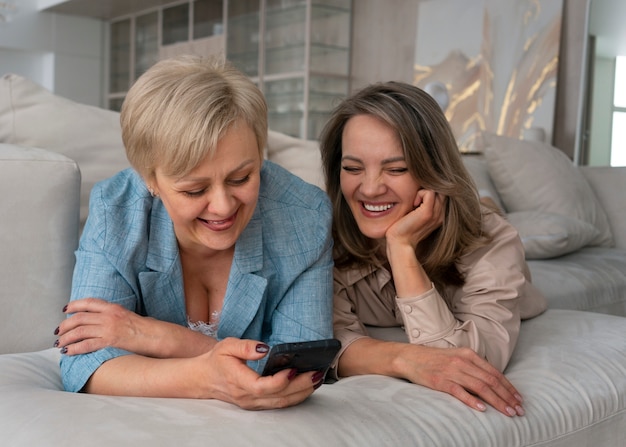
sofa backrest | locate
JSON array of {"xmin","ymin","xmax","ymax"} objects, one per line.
[
  {"xmin": 0, "ymin": 74, "xmax": 128, "ymax": 229},
  {"xmin": 581, "ymin": 166, "xmax": 626, "ymax": 250},
  {"xmin": 0, "ymin": 144, "xmax": 80, "ymax": 354}
]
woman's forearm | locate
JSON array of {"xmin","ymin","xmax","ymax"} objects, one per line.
[
  {"xmin": 58, "ymin": 298, "xmax": 217, "ymax": 358},
  {"xmin": 337, "ymin": 337, "xmax": 408, "ymax": 378},
  {"xmin": 84, "ymin": 354, "xmax": 205, "ymax": 398},
  {"xmin": 136, "ymin": 317, "xmax": 217, "ymax": 358},
  {"xmin": 385, "ymin": 242, "xmax": 431, "ymax": 298}
]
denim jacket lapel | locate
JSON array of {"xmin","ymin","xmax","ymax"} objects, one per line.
[
  {"xmin": 218, "ymin": 209, "xmax": 268, "ymax": 339},
  {"xmin": 138, "ymin": 201, "xmax": 187, "ymax": 326}
]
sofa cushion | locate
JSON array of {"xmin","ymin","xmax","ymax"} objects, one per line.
[
  {"xmin": 0, "ymin": 73, "xmax": 128, "ymax": 226},
  {"xmin": 461, "ymin": 154, "xmax": 505, "ymax": 210},
  {"xmin": 482, "ymin": 134, "xmax": 613, "ymax": 253},
  {"xmin": 507, "ymin": 211, "xmax": 600, "ymax": 259},
  {"xmin": 0, "ymin": 144, "xmax": 80, "ymax": 354},
  {"xmin": 527, "ymin": 246, "xmax": 626, "ymax": 316}
]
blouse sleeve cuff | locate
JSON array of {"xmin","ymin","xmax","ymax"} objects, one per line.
[{"xmin": 395, "ymin": 285, "xmax": 457, "ymax": 344}]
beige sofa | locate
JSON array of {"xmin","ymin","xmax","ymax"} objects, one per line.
[
  {"xmin": 461, "ymin": 134, "xmax": 626, "ymax": 317},
  {"xmin": 1, "ymin": 75, "xmax": 625, "ymax": 446}
]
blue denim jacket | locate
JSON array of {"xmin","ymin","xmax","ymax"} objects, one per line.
[{"xmin": 60, "ymin": 160, "xmax": 334, "ymax": 392}]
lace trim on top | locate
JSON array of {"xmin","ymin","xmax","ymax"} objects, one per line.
[{"xmin": 187, "ymin": 310, "xmax": 221, "ymax": 338}]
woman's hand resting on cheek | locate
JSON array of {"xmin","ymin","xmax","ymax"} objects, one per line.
[
  {"xmin": 383, "ymin": 189, "xmax": 445, "ymax": 297},
  {"xmin": 385, "ymin": 189, "xmax": 445, "ymax": 250},
  {"xmin": 55, "ymin": 298, "xmax": 216, "ymax": 358}
]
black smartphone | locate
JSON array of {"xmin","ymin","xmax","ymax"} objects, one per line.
[{"xmin": 261, "ymin": 338, "xmax": 341, "ymax": 377}]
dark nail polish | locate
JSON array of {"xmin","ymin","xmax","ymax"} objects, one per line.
[
  {"xmin": 313, "ymin": 380, "xmax": 323, "ymax": 390},
  {"xmin": 54, "ymin": 326, "xmax": 59, "ymax": 335},
  {"xmin": 62, "ymin": 305, "xmax": 68, "ymax": 313},
  {"xmin": 311, "ymin": 371, "xmax": 325, "ymax": 383},
  {"xmin": 287, "ymin": 368, "xmax": 298, "ymax": 380},
  {"xmin": 53, "ymin": 340, "xmax": 59, "ymax": 348},
  {"xmin": 256, "ymin": 343, "xmax": 269, "ymax": 354},
  {"xmin": 60, "ymin": 347, "xmax": 68, "ymax": 354}
]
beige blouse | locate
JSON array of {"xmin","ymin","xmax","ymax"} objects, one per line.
[{"xmin": 333, "ymin": 210, "xmax": 547, "ymax": 372}]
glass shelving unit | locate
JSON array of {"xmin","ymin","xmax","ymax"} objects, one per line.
[
  {"xmin": 107, "ymin": 0, "xmax": 351, "ymax": 137},
  {"xmin": 194, "ymin": 0, "xmax": 225, "ymax": 39},
  {"xmin": 162, "ymin": 3, "xmax": 190, "ymax": 46},
  {"xmin": 107, "ymin": 1, "xmax": 226, "ymax": 111},
  {"xmin": 109, "ymin": 19, "xmax": 131, "ymax": 95},
  {"xmin": 135, "ymin": 12, "xmax": 159, "ymax": 81},
  {"xmin": 226, "ymin": 0, "xmax": 261, "ymax": 78},
  {"xmin": 226, "ymin": 0, "xmax": 352, "ymax": 139}
]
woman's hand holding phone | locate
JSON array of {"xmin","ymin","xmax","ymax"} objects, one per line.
[
  {"xmin": 261, "ymin": 339, "xmax": 341, "ymax": 377},
  {"xmin": 199, "ymin": 338, "xmax": 337, "ymax": 410}
]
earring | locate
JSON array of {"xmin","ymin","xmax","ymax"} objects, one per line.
[{"xmin": 147, "ymin": 186, "xmax": 157, "ymax": 197}]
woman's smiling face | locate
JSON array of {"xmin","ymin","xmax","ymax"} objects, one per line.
[
  {"xmin": 340, "ymin": 114, "xmax": 422, "ymax": 240},
  {"xmin": 153, "ymin": 121, "xmax": 262, "ymax": 256}
]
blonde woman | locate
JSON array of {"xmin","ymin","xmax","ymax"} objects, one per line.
[{"xmin": 56, "ymin": 56, "xmax": 334, "ymax": 410}]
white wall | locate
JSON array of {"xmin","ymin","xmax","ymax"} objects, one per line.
[{"xmin": 0, "ymin": 6, "xmax": 105, "ymax": 107}]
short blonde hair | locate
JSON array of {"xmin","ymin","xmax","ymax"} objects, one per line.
[{"xmin": 121, "ymin": 55, "xmax": 268, "ymax": 179}]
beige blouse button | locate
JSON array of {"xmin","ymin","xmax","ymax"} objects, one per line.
[
  {"xmin": 411, "ymin": 329, "xmax": 420, "ymax": 338},
  {"xmin": 403, "ymin": 305, "xmax": 412, "ymax": 314}
]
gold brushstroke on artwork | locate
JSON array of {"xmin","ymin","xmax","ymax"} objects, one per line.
[
  {"xmin": 448, "ymin": 79, "xmax": 480, "ymax": 112},
  {"xmin": 524, "ymin": 0, "xmax": 541, "ymax": 25},
  {"xmin": 413, "ymin": 64, "xmax": 433, "ymax": 85},
  {"xmin": 524, "ymin": 34, "xmax": 537, "ymax": 52},
  {"xmin": 526, "ymin": 57, "xmax": 558, "ymax": 106},
  {"xmin": 499, "ymin": 16, "xmax": 561, "ymax": 139},
  {"xmin": 497, "ymin": 70, "xmax": 518, "ymax": 135}
]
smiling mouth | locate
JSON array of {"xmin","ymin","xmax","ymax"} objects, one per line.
[
  {"xmin": 198, "ymin": 211, "xmax": 237, "ymax": 230},
  {"xmin": 362, "ymin": 202, "xmax": 394, "ymax": 212},
  {"xmin": 199, "ymin": 217, "xmax": 231, "ymax": 225}
]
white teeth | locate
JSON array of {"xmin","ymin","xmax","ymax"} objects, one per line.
[
  {"xmin": 363, "ymin": 203, "xmax": 393, "ymax": 212},
  {"xmin": 200, "ymin": 218, "xmax": 228, "ymax": 224}
]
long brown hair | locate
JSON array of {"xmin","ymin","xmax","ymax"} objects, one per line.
[{"xmin": 319, "ymin": 82, "xmax": 490, "ymax": 290}]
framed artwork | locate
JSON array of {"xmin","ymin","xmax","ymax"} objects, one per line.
[{"xmin": 414, "ymin": 0, "xmax": 563, "ymax": 151}]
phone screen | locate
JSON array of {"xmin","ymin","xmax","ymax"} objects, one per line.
[{"xmin": 261, "ymin": 338, "xmax": 341, "ymax": 377}]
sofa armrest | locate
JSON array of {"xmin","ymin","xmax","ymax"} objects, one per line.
[
  {"xmin": 0, "ymin": 144, "xmax": 80, "ymax": 354},
  {"xmin": 581, "ymin": 166, "xmax": 626, "ymax": 250}
]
